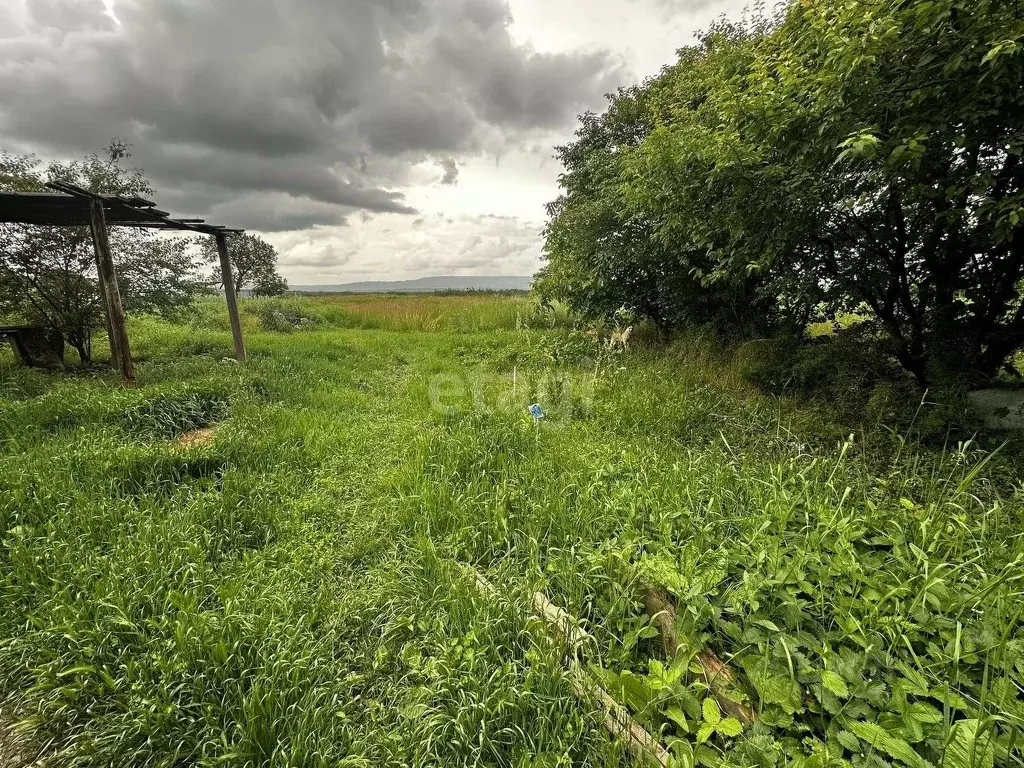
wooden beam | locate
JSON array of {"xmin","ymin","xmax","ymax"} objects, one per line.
[
  {"xmin": 470, "ymin": 569, "xmax": 671, "ymax": 767},
  {"xmin": 88, "ymin": 199, "xmax": 135, "ymax": 387},
  {"xmin": 215, "ymin": 232, "xmax": 246, "ymax": 362}
]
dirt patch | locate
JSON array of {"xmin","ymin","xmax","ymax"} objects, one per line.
[
  {"xmin": 173, "ymin": 425, "xmax": 219, "ymax": 448},
  {"xmin": 0, "ymin": 712, "xmax": 31, "ymax": 768}
]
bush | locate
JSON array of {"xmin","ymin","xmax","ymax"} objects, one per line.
[
  {"xmin": 738, "ymin": 327, "xmax": 917, "ymax": 422},
  {"xmin": 249, "ymin": 299, "xmax": 323, "ymax": 333}
]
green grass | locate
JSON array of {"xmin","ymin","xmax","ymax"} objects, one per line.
[{"xmin": 0, "ymin": 295, "xmax": 1021, "ymax": 767}]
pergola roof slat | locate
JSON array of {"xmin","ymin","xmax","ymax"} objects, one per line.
[
  {"xmin": 1, "ymin": 179, "xmax": 247, "ymax": 387},
  {"xmin": 0, "ymin": 183, "xmax": 242, "ymax": 235}
]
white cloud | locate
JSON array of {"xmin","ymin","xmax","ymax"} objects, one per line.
[{"xmin": 269, "ymin": 212, "xmax": 543, "ymax": 283}]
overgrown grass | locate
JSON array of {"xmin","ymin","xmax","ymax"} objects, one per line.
[
  {"xmin": 300, "ymin": 293, "xmax": 572, "ymax": 333},
  {"xmin": 0, "ymin": 296, "xmax": 1020, "ymax": 767}
]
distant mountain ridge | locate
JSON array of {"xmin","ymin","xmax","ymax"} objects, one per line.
[{"xmin": 291, "ymin": 275, "xmax": 534, "ymax": 293}]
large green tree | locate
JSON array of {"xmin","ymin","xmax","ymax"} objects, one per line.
[
  {"xmin": 1, "ymin": 141, "xmax": 204, "ymax": 362},
  {"xmin": 546, "ymin": 0, "xmax": 1024, "ymax": 387},
  {"xmin": 538, "ymin": 33, "xmax": 789, "ymax": 339}
]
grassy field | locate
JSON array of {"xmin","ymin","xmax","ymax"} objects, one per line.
[{"xmin": 0, "ymin": 294, "xmax": 1021, "ymax": 768}]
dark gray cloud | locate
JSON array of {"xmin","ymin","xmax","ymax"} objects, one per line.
[
  {"xmin": 202, "ymin": 193, "xmax": 351, "ymax": 233},
  {"xmin": 0, "ymin": 0, "xmax": 626, "ymax": 231}
]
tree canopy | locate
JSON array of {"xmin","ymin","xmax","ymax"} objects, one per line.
[
  {"xmin": 540, "ymin": 0, "xmax": 1024, "ymax": 387},
  {"xmin": 204, "ymin": 233, "xmax": 287, "ymax": 298}
]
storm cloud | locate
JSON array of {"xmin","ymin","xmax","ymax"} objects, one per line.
[
  {"xmin": 1, "ymin": 0, "xmax": 750, "ymax": 281},
  {"xmin": 0, "ymin": 0, "xmax": 626, "ymax": 228}
]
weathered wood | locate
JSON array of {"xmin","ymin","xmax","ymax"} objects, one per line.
[
  {"xmin": 642, "ymin": 587, "xmax": 758, "ymax": 725},
  {"xmin": 89, "ymin": 199, "xmax": 135, "ymax": 386},
  {"xmin": 533, "ymin": 590, "xmax": 591, "ymax": 656},
  {"xmin": 3, "ymin": 187, "xmax": 242, "ymax": 235},
  {"xmin": 89, "ymin": 202, "xmax": 120, "ymax": 373},
  {"xmin": 215, "ymin": 233, "xmax": 246, "ymax": 362},
  {"xmin": 470, "ymin": 568, "xmax": 670, "ymax": 767},
  {"xmin": 566, "ymin": 664, "xmax": 672, "ymax": 768}
]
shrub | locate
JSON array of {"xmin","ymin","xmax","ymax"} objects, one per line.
[
  {"xmin": 249, "ymin": 299, "xmax": 323, "ymax": 333},
  {"xmin": 738, "ymin": 326, "xmax": 916, "ymax": 422}
]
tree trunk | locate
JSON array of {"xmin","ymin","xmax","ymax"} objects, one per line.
[{"xmin": 71, "ymin": 341, "xmax": 91, "ymax": 364}]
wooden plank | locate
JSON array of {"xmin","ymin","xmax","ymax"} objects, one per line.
[
  {"xmin": 89, "ymin": 199, "xmax": 135, "ymax": 386},
  {"xmin": 566, "ymin": 664, "xmax": 672, "ymax": 768},
  {"xmin": 215, "ymin": 232, "xmax": 246, "ymax": 362},
  {"xmin": 470, "ymin": 569, "xmax": 670, "ymax": 767},
  {"xmin": 533, "ymin": 590, "xmax": 590, "ymax": 656}
]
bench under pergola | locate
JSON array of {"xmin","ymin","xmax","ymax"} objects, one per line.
[{"xmin": 0, "ymin": 181, "xmax": 246, "ymax": 386}]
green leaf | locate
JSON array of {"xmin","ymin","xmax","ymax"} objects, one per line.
[
  {"xmin": 930, "ymin": 684, "xmax": 970, "ymax": 712},
  {"xmin": 718, "ymin": 717, "xmax": 743, "ymax": 738},
  {"xmin": 696, "ymin": 723, "xmax": 716, "ymax": 745},
  {"xmin": 942, "ymin": 719, "xmax": 994, "ymax": 768},
  {"xmin": 742, "ymin": 656, "xmax": 804, "ymax": 714},
  {"xmin": 903, "ymin": 716, "xmax": 925, "ymax": 744},
  {"xmin": 981, "ymin": 40, "xmax": 1019, "ymax": 65},
  {"xmin": 893, "ymin": 662, "xmax": 930, "ymax": 696},
  {"xmin": 664, "ymin": 706, "xmax": 690, "ymax": 733},
  {"xmin": 702, "ymin": 697, "xmax": 722, "ymax": 726},
  {"xmin": 695, "ymin": 745, "xmax": 719, "ymax": 768},
  {"xmin": 906, "ymin": 702, "xmax": 943, "ymax": 725},
  {"xmin": 849, "ymin": 720, "xmax": 930, "ymax": 768},
  {"xmin": 670, "ymin": 738, "xmax": 695, "ymax": 768},
  {"xmin": 666, "ymin": 652, "xmax": 689, "ymax": 685},
  {"xmin": 57, "ymin": 665, "xmax": 96, "ymax": 677},
  {"xmin": 838, "ymin": 730, "xmax": 862, "ymax": 752},
  {"xmin": 822, "ymin": 670, "xmax": 850, "ymax": 699},
  {"xmin": 618, "ymin": 671, "xmax": 656, "ymax": 713}
]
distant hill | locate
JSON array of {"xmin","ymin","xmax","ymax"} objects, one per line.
[{"xmin": 291, "ymin": 276, "xmax": 533, "ymax": 294}]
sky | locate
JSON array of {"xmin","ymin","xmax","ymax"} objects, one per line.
[{"xmin": 0, "ymin": 0, "xmax": 747, "ymax": 284}]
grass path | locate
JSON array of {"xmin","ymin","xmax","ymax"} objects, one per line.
[{"xmin": 1, "ymin": 307, "xmax": 1022, "ymax": 767}]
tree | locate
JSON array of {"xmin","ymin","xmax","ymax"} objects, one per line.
[
  {"xmin": 205, "ymin": 234, "xmax": 287, "ymax": 297},
  {"xmin": 0, "ymin": 141, "xmax": 204, "ymax": 362},
  {"xmin": 539, "ymin": 19, "xmax": 807, "ymax": 340},
  {"xmin": 549, "ymin": 0, "xmax": 1024, "ymax": 388},
  {"xmin": 768, "ymin": 0, "xmax": 1024, "ymax": 388}
]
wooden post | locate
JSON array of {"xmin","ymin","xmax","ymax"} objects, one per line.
[
  {"xmin": 215, "ymin": 232, "xmax": 246, "ymax": 362},
  {"xmin": 89, "ymin": 199, "xmax": 135, "ymax": 386}
]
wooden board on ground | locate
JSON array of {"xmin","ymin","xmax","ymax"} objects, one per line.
[{"xmin": 469, "ymin": 568, "xmax": 671, "ymax": 767}]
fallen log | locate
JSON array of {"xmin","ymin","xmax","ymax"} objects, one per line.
[{"xmin": 469, "ymin": 568, "xmax": 670, "ymax": 767}]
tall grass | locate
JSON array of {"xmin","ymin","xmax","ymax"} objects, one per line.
[
  {"xmin": 0, "ymin": 295, "xmax": 1020, "ymax": 767},
  {"xmin": 301, "ymin": 293, "xmax": 571, "ymax": 333}
]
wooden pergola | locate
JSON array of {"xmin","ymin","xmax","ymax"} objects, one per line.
[{"xmin": 0, "ymin": 181, "xmax": 246, "ymax": 386}]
